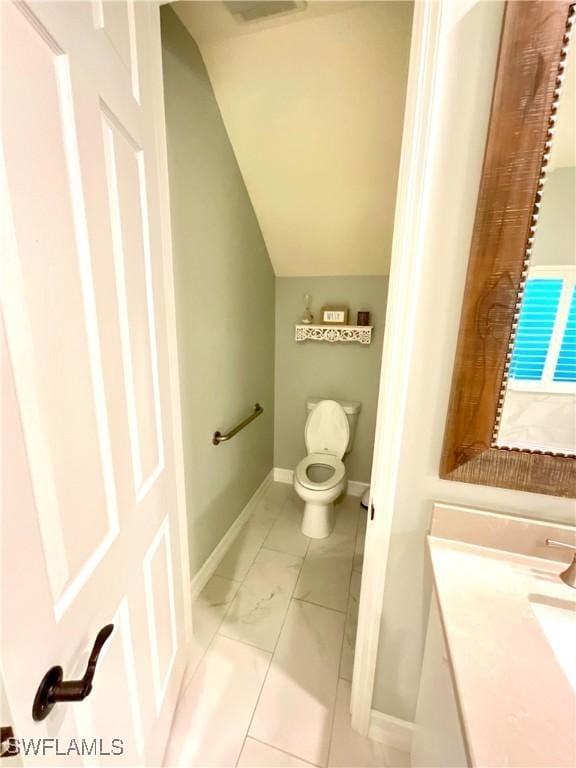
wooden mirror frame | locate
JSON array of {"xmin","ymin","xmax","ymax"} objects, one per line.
[{"xmin": 440, "ymin": 0, "xmax": 575, "ymax": 497}]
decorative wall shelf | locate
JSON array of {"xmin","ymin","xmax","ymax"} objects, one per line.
[{"xmin": 295, "ymin": 324, "xmax": 373, "ymax": 345}]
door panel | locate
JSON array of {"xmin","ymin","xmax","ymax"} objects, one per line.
[
  {"xmin": 72, "ymin": 599, "xmax": 146, "ymax": 767},
  {"xmin": 1, "ymin": 1, "xmax": 189, "ymax": 764},
  {"xmin": 2, "ymin": 6, "xmax": 115, "ymax": 600},
  {"xmin": 102, "ymin": 110, "xmax": 164, "ymax": 498},
  {"xmin": 143, "ymin": 519, "xmax": 178, "ymax": 714},
  {"xmin": 92, "ymin": 0, "xmax": 141, "ymax": 105}
]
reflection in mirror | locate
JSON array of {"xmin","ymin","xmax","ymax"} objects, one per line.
[{"xmin": 495, "ymin": 40, "xmax": 575, "ymax": 455}]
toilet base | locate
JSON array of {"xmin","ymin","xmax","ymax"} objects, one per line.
[{"xmin": 301, "ymin": 501, "xmax": 335, "ymax": 539}]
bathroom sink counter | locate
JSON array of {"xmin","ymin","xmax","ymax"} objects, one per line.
[{"xmin": 428, "ymin": 535, "xmax": 576, "ymax": 768}]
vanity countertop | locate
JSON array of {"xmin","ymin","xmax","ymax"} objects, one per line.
[{"xmin": 428, "ymin": 535, "xmax": 576, "ymax": 768}]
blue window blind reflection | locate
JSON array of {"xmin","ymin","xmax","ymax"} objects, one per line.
[
  {"xmin": 553, "ymin": 286, "xmax": 576, "ymax": 383},
  {"xmin": 509, "ymin": 279, "xmax": 563, "ymax": 381}
]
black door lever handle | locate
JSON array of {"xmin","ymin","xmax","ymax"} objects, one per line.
[{"xmin": 32, "ymin": 624, "xmax": 114, "ymax": 721}]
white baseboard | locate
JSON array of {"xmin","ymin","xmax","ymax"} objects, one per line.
[
  {"xmin": 273, "ymin": 467, "xmax": 369, "ymax": 497},
  {"xmin": 189, "ymin": 470, "xmax": 273, "ymax": 601},
  {"xmin": 368, "ymin": 709, "xmax": 414, "ymax": 754},
  {"xmin": 347, "ymin": 480, "xmax": 369, "ymax": 497},
  {"xmin": 273, "ymin": 467, "xmax": 294, "ymax": 484}
]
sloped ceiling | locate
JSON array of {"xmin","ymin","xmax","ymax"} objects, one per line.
[{"xmin": 172, "ymin": 1, "xmax": 413, "ymax": 276}]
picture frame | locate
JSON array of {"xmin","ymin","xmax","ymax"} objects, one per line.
[
  {"xmin": 321, "ymin": 306, "xmax": 349, "ymax": 325},
  {"xmin": 439, "ymin": 0, "xmax": 575, "ymax": 497}
]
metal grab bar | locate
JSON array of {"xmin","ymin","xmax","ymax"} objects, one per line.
[{"xmin": 212, "ymin": 403, "xmax": 263, "ymax": 446}]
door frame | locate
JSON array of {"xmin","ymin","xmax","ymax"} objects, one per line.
[
  {"xmin": 149, "ymin": 2, "xmax": 192, "ymax": 645},
  {"xmin": 350, "ymin": 0, "xmax": 446, "ymax": 737}
]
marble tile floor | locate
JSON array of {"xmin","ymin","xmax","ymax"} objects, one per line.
[{"xmin": 163, "ymin": 481, "xmax": 408, "ymax": 768}]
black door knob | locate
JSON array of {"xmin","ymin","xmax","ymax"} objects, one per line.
[{"xmin": 32, "ymin": 624, "xmax": 114, "ymax": 721}]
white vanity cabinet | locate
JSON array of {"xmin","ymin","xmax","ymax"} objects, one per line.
[{"xmin": 411, "ymin": 593, "xmax": 469, "ymax": 767}]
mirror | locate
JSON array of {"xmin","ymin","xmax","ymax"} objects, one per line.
[
  {"xmin": 441, "ymin": 1, "xmax": 575, "ymax": 497},
  {"xmin": 495, "ymin": 42, "xmax": 575, "ymax": 455}
]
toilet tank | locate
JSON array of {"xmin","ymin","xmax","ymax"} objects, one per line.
[{"xmin": 306, "ymin": 398, "xmax": 361, "ymax": 455}]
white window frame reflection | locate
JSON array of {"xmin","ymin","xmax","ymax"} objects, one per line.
[{"xmin": 508, "ymin": 265, "xmax": 576, "ymax": 395}]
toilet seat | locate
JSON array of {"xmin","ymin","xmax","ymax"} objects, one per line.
[
  {"xmin": 295, "ymin": 453, "xmax": 345, "ymax": 491},
  {"xmin": 305, "ymin": 400, "xmax": 349, "ymax": 459}
]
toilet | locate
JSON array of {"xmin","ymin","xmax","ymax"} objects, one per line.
[{"xmin": 294, "ymin": 398, "xmax": 361, "ymax": 538}]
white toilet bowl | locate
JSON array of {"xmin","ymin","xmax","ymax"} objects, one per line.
[
  {"xmin": 293, "ymin": 400, "xmax": 350, "ymax": 538},
  {"xmin": 294, "ymin": 453, "xmax": 346, "ymax": 537}
]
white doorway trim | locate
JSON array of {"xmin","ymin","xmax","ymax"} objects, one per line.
[
  {"xmin": 150, "ymin": 7, "xmax": 193, "ymax": 643},
  {"xmin": 350, "ymin": 0, "xmax": 446, "ymax": 737}
]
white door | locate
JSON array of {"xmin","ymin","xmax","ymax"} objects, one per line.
[{"xmin": 1, "ymin": 1, "xmax": 190, "ymax": 764}]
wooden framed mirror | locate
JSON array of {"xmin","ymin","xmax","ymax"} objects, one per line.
[{"xmin": 441, "ymin": 0, "xmax": 575, "ymax": 497}]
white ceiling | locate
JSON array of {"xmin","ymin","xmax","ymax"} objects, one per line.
[{"xmin": 172, "ymin": 1, "xmax": 413, "ymax": 276}]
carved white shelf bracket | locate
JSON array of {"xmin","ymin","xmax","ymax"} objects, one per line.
[{"xmin": 295, "ymin": 324, "xmax": 373, "ymax": 345}]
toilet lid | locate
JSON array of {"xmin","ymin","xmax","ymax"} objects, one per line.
[{"xmin": 304, "ymin": 400, "xmax": 349, "ymax": 459}]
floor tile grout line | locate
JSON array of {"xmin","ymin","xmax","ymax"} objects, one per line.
[
  {"xmin": 294, "ymin": 596, "xmax": 348, "ymax": 616},
  {"xmin": 246, "ymin": 735, "xmax": 322, "ymax": 768},
  {"xmin": 189, "ymin": 491, "xmax": 355, "ymax": 666},
  {"xmin": 200, "ymin": 485, "xmax": 291, "ymax": 638},
  {"xmin": 183, "ymin": 488, "xmax": 358, "ymax": 768},
  {"xmin": 212, "ymin": 623, "xmax": 294, "ymax": 655},
  {"xmin": 349, "ymin": 495, "xmax": 362, "ymax": 542},
  {"xmin": 177, "ymin": 625, "xmax": 218, "ymax": 700},
  {"xmin": 219, "ymin": 483, "xmax": 291, "ymax": 578},
  {"xmin": 218, "ymin": 485, "xmax": 292, "ymax": 625},
  {"xmin": 328, "ymin": 647, "xmax": 353, "ymax": 762},
  {"xmin": 178, "ymin": 575, "xmax": 246, "ymax": 701},
  {"xmin": 174, "ymin": 484, "xmax": 297, "ymax": 758},
  {"xmin": 202, "ymin": 484, "xmax": 290, "ymax": 768},
  {"xmin": 326, "ymin": 499, "xmax": 362, "ymax": 768},
  {"xmin": 352, "ymin": 506, "xmax": 368, "ymax": 572},
  {"xmin": 260, "ymin": 542, "xmax": 309, "ymax": 559},
  {"xmin": 295, "ymin": 497, "xmax": 359, "ymax": 615},
  {"xmin": 233, "ymin": 650, "xmax": 273, "ymax": 768},
  {"xmin": 181, "ymin": 485, "xmax": 289, "ymax": 700},
  {"xmin": 291, "ymin": 591, "xmax": 349, "ymax": 767},
  {"xmin": 236, "ymin": 496, "xmax": 352, "ymax": 765},
  {"xmin": 214, "ymin": 597, "xmax": 348, "ymax": 657},
  {"xmin": 235, "ymin": 530, "xmax": 311, "ymax": 767},
  {"xmin": 338, "ymin": 577, "xmax": 357, "ymax": 678},
  {"xmin": 215, "ymin": 584, "xmax": 349, "ymax": 653},
  {"xmin": 260, "ymin": 544, "xmax": 305, "ymax": 559},
  {"xmin": 293, "ymin": 499, "xmax": 357, "ymax": 613},
  {"xmin": 262, "ymin": 492, "xmax": 312, "ymax": 561},
  {"xmin": 338, "ymin": 499, "xmax": 363, "ymax": 678},
  {"xmin": 215, "ymin": 551, "xmax": 305, "ymax": 651}
]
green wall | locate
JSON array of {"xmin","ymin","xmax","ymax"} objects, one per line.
[
  {"xmin": 274, "ymin": 277, "xmax": 388, "ymax": 483},
  {"xmin": 532, "ymin": 167, "xmax": 576, "ymax": 267},
  {"xmin": 161, "ymin": 8, "xmax": 275, "ymax": 579}
]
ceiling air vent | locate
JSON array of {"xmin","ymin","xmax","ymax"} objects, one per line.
[{"xmin": 223, "ymin": 1, "xmax": 305, "ymax": 23}]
